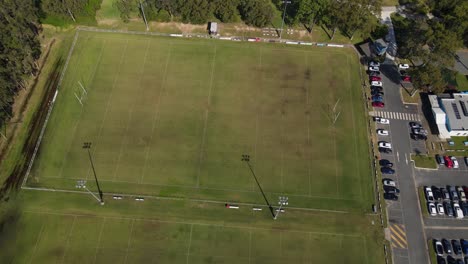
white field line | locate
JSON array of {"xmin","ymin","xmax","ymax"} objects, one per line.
[
  {"xmin": 22, "ymin": 30, "xmax": 81, "ymax": 186},
  {"xmin": 60, "ymin": 216, "xmax": 77, "ymax": 264},
  {"xmin": 196, "ymin": 46, "xmax": 218, "ymax": 188},
  {"xmin": 85, "ymin": 40, "xmax": 129, "ymax": 181},
  {"xmin": 280, "ymin": 70, "xmax": 285, "ymax": 193},
  {"xmin": 123, "ymin": 219, "xmax": 135, "ymax": 264},
  {"xmin": 140, "ymin": 43, "xmax": 172, "ymax": 184},
  {"xmin": 112, "ymin": 40, "xmax": 151, "ymax": 181},
  {"xmin": 37, "ymin": 174, "xmax": 362, "ymax": 202},
  {"xmin": 28, "ymin": 221, "xmax": 45, "ymax": 264},
  {"xmin": 186, "ymin": 224, "xmax": 194, "ymax": 264},
  {"xmin": 92, "ymin": 218, "xmax": 106, "ymax": 264},
  {"xmin": 24, "ymin": 209, "xmax": 363, "ymax": 238},
  {"xmin": 346, "ymin": 56, "xmax": 363, "ymax": 197},
  {"xmin": 252, "ymin": 48, "xmax": 262, "ymax": 191},
  {"xmin": 57, "ymin": 39, "xmax": 107, "ymax": 179},
  {"xmin": 306, "ymin": 55, "xmax": 311, "ymax": 196}
]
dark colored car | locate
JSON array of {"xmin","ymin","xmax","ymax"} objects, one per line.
[
  {"xmin": 379, "ymin": 159, "xmax": 393, "ymax": 167},
  {"xmin": 432, "ymin": 186, "xmax": 442, "ymax": 201},
  {"xmin": 445, "ymin": 202, "xmax": 454, "ymax": 217},
  {"xmin": 381, "ymin": 167, "xmax": 395, "ymax": 174},
  {"xmin": 384, "ymin": 186, "xmax": 400, "ymax": 195},
  {"xmin": 379, "ymin": 147, "xmax": 392, "ymax": 154},
  {"xmin": 434, "ymin": 239, "xmax": 444, "ymax": 256},
  {"xmin": 409, "ymin": 122, "xmax": 422, "ymax": 129},
  {"xmin": 456, "ymin": 259, "xmax": 463, "ymax": 264},
  {"xmin": 443, "ymin": 238, "xmax": 453, "ymax": 254},
  {"xmin": 447, "ymin": 256, "xmax": 456, "ymax": 264},
  {"xmin": 437, "ymin": 256, "xmax": 446, "ymax": 264},
  {"xmin": 383, "ymin": 193, "xmax": 398, "ymax": 201},
  {"xmin": 436, "ymin": 154, "xmax": 445, "ymax": 165},
  {"xmin": 461, "ymin": 202, "xmax": 468, "ymax": 216},
  {"xmin": 460, "ymin": 239, "xmax": 468, "ymax": 254},
  {"xmin": 371, "ymin": 90, "xmax": 384, "ymax": 96},
  {"xmin": 369, "ymin": 71, "xmax": 381, "ymax": 76},
  {"xmin": 441, "ymin": 188, "xmax": 450, "ymax": 200},
  {"xmin": 411, "ymin": 133, "xmax": 427, "ymax": 141},
  {"xmin": 453, "ymin": 240, "xmax": 462, "ymax": 255},
  {"xmin": 371, "ymin": 86, "xmax": 383, "ymax": 91},
  {"xmin": 372, "ymin": 96, "xmax": 384, "ymax": 102}
]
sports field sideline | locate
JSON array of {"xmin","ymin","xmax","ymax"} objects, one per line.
[{"xmin": 27, "ymin": 30, "xmax": 372, "ymax": 212}]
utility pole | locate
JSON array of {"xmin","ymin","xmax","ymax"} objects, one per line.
[
  {"xmin": 242, "ymin": 154, "xmax": 275, "ymax": 218},
  {"xmin": 83, "ymin": 142, "xmax": 104, "ymax": 205},
  {"xmin": 139, "ymin": 0, "xmax": 149, "ymax": 31},
  {"xmin": 279, "ymin": 0, "xmax": 292, "ymax": 40}
]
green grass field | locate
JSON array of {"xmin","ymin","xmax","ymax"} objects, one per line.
[{"xmin": 9, "ymin": 30, "xmax": 385, "ymax": 263}]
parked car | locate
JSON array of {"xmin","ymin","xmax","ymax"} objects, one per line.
[
  {"xmin": 369, "ymin": 61, "xmax": 380, "ymax": 67},
  {"xmin": 379, "ymin": 159, "xmax": 393, "ymax": 167},
  {"xmin": 460, "ymin": 239, "xmax": 468, "ymax": 254},
  {"xmin": 465, "ymin": 157, "xmax": 468, "ymax": 166},
  {"xmin": 411, "ymin": 133, "xmax": 427, "ymax": 141},
  {"xmin": 372, "ymin": 96, "xmax": 384, "ymax": 102},
  {"xmin": 457, "ymin": 186, "xmax": 466, "ymax": 202},
  {"xmin": 436, "ymin": 154, "xmax": 445, "ymax": 165},
  {"xmin": 372, "ymin": 101, "xmax": 385, "ymax": 108},
  {"xmin": 454, "ymin": 203, "xmax": 464, "ymax": 219},
  {"xmin": 449, "ymin": 186, "xmax": 460, "ymax": 201},
  {"xmin": 379, "ymin": 147, "xmax": 392, "ymax": 154},
  {"xmin": 451, "ymin": 156, "xmax": 459, "ymax": 168},
  {"xmin": 461, "ymin": 202, "xmax": 468, "ymax": 216},
  {"xmin": 434, "ymin": 239, "xmax": 444, "ymax": 256},
  {"xmin": 371, "ymin": 86, "xmax": 383, "ymax": 92},
  {"xmin": 384, "ymin": 193, "xmax": 398, "ymax": 201},
  {"xmin": 402, "ymin": 75, "xmax": 411, "ymax": 82},
  {"xmin": 409, "ymin": 122, "xmax": 422, "ymax": 129},
  {"xmin": 374, "ymin": 117, "xmax": 390, "ymax": 124},
  {"xmin": 441, "ymin": 188, "xmax": 450, "ymax": 200},
  {"xmin": 371, "ymin": 89, "xmax": 384, "ymax": 96},
  {"xmin": 369, "ymin": 71, "xmax": 381, "ymax": 76},
  {"xmin": 445, "ymin": 202, "xmax": 454, "ymax": 217},
  {"xmin": 382, "ymin": 178, "xmax": 396, "ymax": 187},
  {"xmin": 384, "ymin": 186, "xmax": 400, "ymax": 195},
  {"xmin": 425, "ymin": 186, "xmax": 435, "ymax": 202},
  {"xmin": 443, "ymin": 238, "xmax": 453, "ymax": 254},
  {"xmin": 369, "ymin": 66, "xmax": 380, "ymax": 72},
  {"xmin": 445, "ymin": 156, "xmax": 454, "ymax": 168},
  {"xmin": 381, "ymin": 167, "xmax": 395, "ymax": 174},
  {"xmin": 453, "ymin": 240, "xmax": 462, "ymax": 255},
  {"xmin": 436, "ymin": 203, "xmax": 445, "ymax": 215},
  {"xmin": 379, "ymin": 141, "xmax": 392, "ymax": 149},
  {"xmin": 437, "ymin": 256, "xmax": 446, "ymax": 264},
  {"xmin": 370, "ymin": 76, "xmax": 382, "ymax": 81},
  {"xmin": 464, "ymin": 186, "xmax": 468, "ymax": 196},
  {"xmin": 447, "ymin": 256, "xmax": 456, "ymax": 264},
  {"xmin": 428, "ymin": 202, "xmax": 437, "ymax": 216},
  {"xmin": 399, "ymin": 63, "xmax": 410, "ymax": 69},
  {"xmin": 371, "ymin": 81, "xmax": 383, "ymax": 87},
  {"xmin": 412, "ymin": 128, "xmax": 428, "ymax": 136},
  {"xmin": 377, "ymin": 129, "xmax": 389, "ymax": 136},
  {"xmin": 432, "ymin": 186, "xmax": 442, "ymax": 201}
]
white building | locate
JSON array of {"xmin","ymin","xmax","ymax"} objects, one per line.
[{"xmin": 429, "ymin": 93, "xmax": 468, "ymax": 139}]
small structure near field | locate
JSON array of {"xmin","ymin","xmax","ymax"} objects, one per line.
[
  {"xmin": 429, "ymin": 93, "xmax": 468, "ymax": 139},
  {"xmin": 208, "ymin": 22, "xmax": 218, "ymax": 35}
]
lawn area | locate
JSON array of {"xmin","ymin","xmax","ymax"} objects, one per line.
[
  {"xmin": 27, "ymin": 29, "xmax": 373, "ymax": 213},
  {"xmin": 411, "ymin": 154, "xmax": 437, "ymax": 169},
  {"xmin": 444, "ymin": 136, "xmax": 468, "ymax": 155},
  {"xmin": 0, "ymin": 190, "xmax": 384, "ymax": 263},
  {"xmin": 96, "ymin": 0, "xmax": 120, "ymax": 22}
]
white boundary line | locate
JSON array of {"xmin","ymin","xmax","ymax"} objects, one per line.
[
  {"xmin": 92, "ymin": 218, "xmax": 106, "ymax": 264},
  {"xmin": 186, "ymin": 224, "xmax": 194, "ymax": 264},
  {"xmin": 28, "ymin": 220, "xmax": 45, "ymax": 264},
  {"xmin": 252, "ymin": 48, "xmax": 262, "ymax": 192},
  {"xmin": 196, "ymin": 45, "xmax": 217, "ymax": 188},
  {"xmin": 123, "ymin": 219, "xmax": 135, "ymax": 264}
]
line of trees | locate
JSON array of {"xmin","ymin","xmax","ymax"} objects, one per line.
[{"xmin": 116, "ymin": 0, "xmax": 384, "ymax": 40}]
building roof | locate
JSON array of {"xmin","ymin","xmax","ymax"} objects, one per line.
[
  {"xmin": 439, "ymin": 93, "xmax": 468, "ymax": 131},
  {"xmin": 453, "ymin": 50, "xmax": 468, "ymax": 75}
]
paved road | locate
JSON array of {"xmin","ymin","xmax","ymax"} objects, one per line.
[
  {"xmin": 381, "ymin": 7, "xmax": 398, "ymax": 60},
  {"xmin": 373, "ymin": 61, "xmax": 429, "ymax": 264}
]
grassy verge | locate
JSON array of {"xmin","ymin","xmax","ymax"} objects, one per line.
[
  {"xmin": 412, "ymin": 154, "xmax": 437, "ymax": 169},
  {"xmin": 419, "ymin": 187, "xmax": 428, "ymax": 217},
  {"xmin": 401, "ymin": 88, "xmax": 420, "ymax": 104},
  {"xmin": 427, "ymin": 239, "xmax": 437, "ymax": 264}
]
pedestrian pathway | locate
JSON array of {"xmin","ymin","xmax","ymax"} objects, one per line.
[
  {"xmin": 390, "ymin": 224, "xmax": 408, "ymax": 249},
  {"xmin": 370, "ymin": 111, "xmax": 420, "ymax": 121}
]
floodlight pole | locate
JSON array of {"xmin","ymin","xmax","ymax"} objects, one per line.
[
  {"xmin": 83, "ymin": 142, "xmax": 104, "ymax": 205},
  {"xmin": 274, "ymin": 196, "xmax": 288, "ymax": 220},
  {"xmin": 242, "ymin": 154, "xmax": 275, "ymax": 218},
  {"xmin": 279, "ymin": 0, "xmax": 292, "ymax": 40},
  {"xmin": 139, "ymin": 0, "xmax": 149, "ymax": 31},
  {"xmin": 76, "ymin": 180, "xmax": 102, "ymax": 203}
]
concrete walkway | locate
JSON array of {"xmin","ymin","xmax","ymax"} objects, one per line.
[{"xmin": 381, "ymin": 6, "xmax": 398, "ymax": 60}]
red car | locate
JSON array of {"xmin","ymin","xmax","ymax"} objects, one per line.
[
  {"xmin": 444, "ymin": 156, "xmax": 453, "ymax": 168},
  {"xmin": 402, "ymin": 76, "xmax": 411, "ymax": 82},
  {"xmin": 372, "ymin": 102, "xmax": 385, "ymax": 108},
  {"xmin": 370, "ymin": 76, "xmax": 382, "ymax": 81}
]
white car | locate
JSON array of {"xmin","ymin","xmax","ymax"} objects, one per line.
[
  {"xmin": 425, "ymin": 186, "xmax": 435, "ymax": 202},
  {"xmin": 436, "ymin": 203, "xmax": 445, "ymax": 215},
  {"xmin": 378, "ymin": 142, "xmax": 392, "ymax": 149},
  {"xmin": 375, "ymin": 117, "xmax": 390, "ymax": 125},
  {"xmin": 371, "ymin": 81, "xmax": 383, "ymax": 87},
  {"xmin": 454, "ymin": 203, "xmax": 464, "ymax": 219},
  {"xmin": 458, "ymin": 186, "xmax": 467, "ymax": 202},
  {"xmin": 369, "ymin": 66, "xmax": 380, "ymax": 72},
  {"xmin": 398, "ymin": 63, "xmax": 410, "ymax": 69},
  {"xmin": 369, "ymin": 61, "xmax": 380, "ymax": 67},
  {"xmin": 377, "ymin": 129, "xmax": 389, "ymax": 136},
  {"xmin": 451, "ymin": 156, "xmax": 459, "ymax": 168},
  {"xmin": 383, "ymin": 179, "xmax": 396, "ymax": 187},
  {"xmin": 428, "ymin": 202, "xmax": 437, "ymax": 216}
]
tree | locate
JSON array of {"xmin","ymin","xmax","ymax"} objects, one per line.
[
  {"xmin": 178, "ymin": 0, "xmax": 212, "ymax": 24},
  {"xmin": 409, "ymin": 62, "xmax": 446, "ymax": 93},
  {"xmin": 238, "ymin": 0, "xmax": 274, "ymax": 28},
  {"xmin": 114, "ymin": 0, "xmax": 137, "ymax": 23},
  {"xmin": 293, "ymin": 0, "xmax": 329, "ymax": 32},
  {"xmin": 211, "ymin": 0, "xmax": 239, "ymax": 23}
]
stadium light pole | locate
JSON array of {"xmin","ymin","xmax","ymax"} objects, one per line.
[
  {"xmin": 279, "ymin": 0, "xmax": 292, "ymax": 40},
  {"xmin": 139, "ymin": 0, "xmax": 149, "ymax": 31},
  {"xmin": 83, "ymin": 142, "xmax": 104, "ymax": 205},
  {"xmin": 242, "ymin": 154, "xmax": 275, "ymax": 218},
  {"xmin": 274, "ymin": 196, "xmax": 288, "ymax": 220},
  {"xmin": 76, "ymin": 180, "xmax": 102, "ymax": 203}
]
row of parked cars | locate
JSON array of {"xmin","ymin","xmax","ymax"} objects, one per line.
[
  {"xmin": 425, "ymin": 186, "xmax": 468, "ymax": 218},
  {"xmin": 436, "ymin": 154, "xmax": 468, "ymax": 169},
  {"xmin": 382, "ymin": 178, "xmax": 400, "ymax": 201},
  {"xmin": 434, "ymin": 238, "xmax": 468, "ymax": 264},
  {"xmin": 409, "ymin": 121, "xmax": 427, "ymax": 141},
  {"xmin": 368, "ymin": 61, "xmax": 385, "ymax": 108}
]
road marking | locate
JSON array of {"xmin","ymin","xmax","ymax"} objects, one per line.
[
  {"xmin": 389, "ymin": 224, "xmax": 407, "ymax": 248},
  {"xmin": 405, "ymin": 153, "xmax": 408, "ymax": 165},
  {"xmin": 369, "ymin": 111, "xmax": 420, "ymax": 121},
  {"xmin": 397, "ymin": 152, "xmax": 400, "ymax": 162}
]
